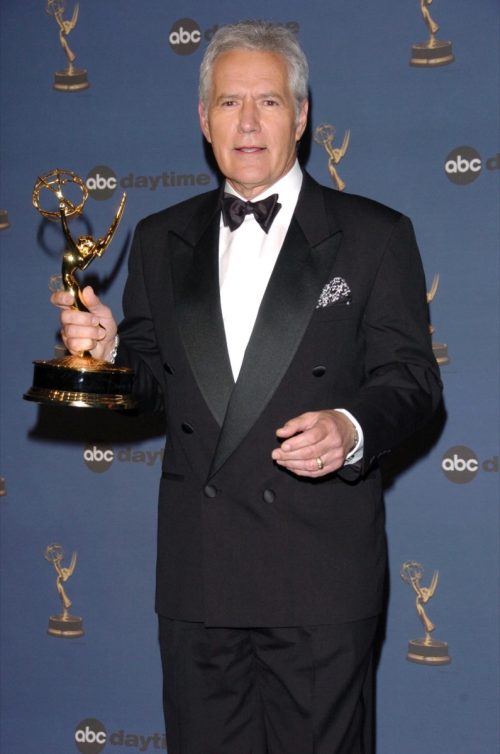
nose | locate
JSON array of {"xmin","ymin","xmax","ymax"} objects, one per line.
[{"xmin": 238, "ymin": 98, "xmax": 260, "ymax": 133}]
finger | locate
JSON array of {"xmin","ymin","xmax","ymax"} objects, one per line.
[
  {"xmin": 62, "ymin": 322, "xmax": 103, "ymax": 341},
  {"xmin": 272, "ymin": 439, "xmax": 320, "ymax": 462},
  {"xmin": 276, "ymin": 421, "xmax": 341, "ymax": 455},
  {"xmin": 279, "ymin": 428, "xmax": 325, "ymax": 454},
  {"xmin": 60, "ymin": 307, "xmax": 97, "ymax": 325},
  {"xmin": 51, "ymin": 290, "xmax": 75, "ymax": 308},
  {"xmin": 275, "ymin": 412, "xmax": 317, "ymax": 439},
  {"xmin": 63, "ymin": 336, "xmax": 101, "ymax": 354},
  {"xmin": 274, "ymin": 460, "xmax": 328, "ymax": 478},
  {"xmin": 62, "ymin": 320, "xmax": 103, "ymax": 345},
  {"xmin": 59, "ymin": 306, "xmax": 104, "ymax": 352},
  {"xmin": 60, "ymin": 294, "xmax": 114, "ymax": 334},
  {"xmin": 275, "ymin": 455, "xmax": 324, "ymax": 473},
  {"xmin": 275, "ymin": 451, "xmax": 344, "ymax": 477}
]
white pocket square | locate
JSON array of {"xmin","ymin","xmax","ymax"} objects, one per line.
[{"xmin": 316, "ymin": 277, "xmax": 352, "ymax": 308}]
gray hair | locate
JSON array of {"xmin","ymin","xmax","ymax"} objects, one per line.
[{"xmin": 199, "ymin": 20, "xmax": 309, "ymax": 118}]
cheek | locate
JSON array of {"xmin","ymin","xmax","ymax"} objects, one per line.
[
  {"xmin": 208, "ymin": 121, "xmax": 232, "ymax": 149},
  {"xmin": 210, "ymin": 139, "xmax": 228, "ymax": 160}
]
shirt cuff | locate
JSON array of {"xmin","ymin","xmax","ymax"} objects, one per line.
[{"xmin": 334, "ymin": 408, "xmax": 364, "ymax": 465}]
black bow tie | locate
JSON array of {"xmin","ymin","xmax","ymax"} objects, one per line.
[{"xmin": 221, "ymin": 193, "xmax": 282, "ymax": 233}]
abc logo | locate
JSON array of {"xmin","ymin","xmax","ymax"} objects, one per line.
[
  {"xmin": 441, "ymin": 446, "xmax": 498, "ymax": 483},
  {"xmin": 86, "ymin": 165, "xmax": 118, "ymax": 200},
  {"xmin": 168, "ymin": 18, "xmax": 202, "ymax": 55},
  {"xmin": 83, "ymin": 444, "xmax": 114, "ymax": 473},
  {"xmin": 444, "ymin": 146, "xmax": 482, "ymax": 185},
  {"xmin": 444, "ymin": 146, "xmax": 500, "ymax": 185},
  {"xmin": 75, "ymin": 718, "xmax": 107, "ymax": 754}
]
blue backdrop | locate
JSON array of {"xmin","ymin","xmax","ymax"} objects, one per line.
[{"xmin": 1, "ymin": 1, "xmax": 498, "ymax": 753}]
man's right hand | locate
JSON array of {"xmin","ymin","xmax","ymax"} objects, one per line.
[{"xmin": 51, "ymin": 285, "xmax": 118, "ymax": 362}]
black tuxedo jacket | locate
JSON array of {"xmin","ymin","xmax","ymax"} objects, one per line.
[{"xmin": 117, "ymin": 172, "xmax": 442, "ymax": 627}]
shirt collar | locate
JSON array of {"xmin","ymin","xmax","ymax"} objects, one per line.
[{"xmin": 223, "ymin": 160, "xmax": 303, "ymax": 211}]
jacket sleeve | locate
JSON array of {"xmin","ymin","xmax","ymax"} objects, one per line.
[
  {"xmin": 342, "ymin": 215, "xmax": 443, "ymax": 474},
  {"xmin": 115, "ymin": 219, "xmax": 166, "ymax": 414}
]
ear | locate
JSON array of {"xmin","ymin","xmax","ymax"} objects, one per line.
[
  {"xmin": 295, "ymin": 98, "xmax": 309, "ymax": 142},
  {"xmin": 198, "ymin": 101, "xmax": 211, "ymax": 143}
]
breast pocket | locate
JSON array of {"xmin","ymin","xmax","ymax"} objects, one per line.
[{"xmin": 313, "ymin": 302, "xmax": 358, "ymax": 323}]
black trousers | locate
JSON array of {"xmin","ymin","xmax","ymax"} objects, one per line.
[{"xmin": 158, "ymin": 615, "xmax": 378, "ymax": 754}]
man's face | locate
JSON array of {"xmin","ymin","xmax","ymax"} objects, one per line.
[{"xmin": 199, "ymin": 49, "xmax": 308, "ymax": 199}]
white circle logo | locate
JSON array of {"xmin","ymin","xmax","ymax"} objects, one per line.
[
  {"xmin": 86, "ymin": 166, "xmax": 118, "ymax": 200},
  {"xmin": 441, "ymin": 446, "xmax": 479, "ymax": 483},
  {"xmin": 444, "ymin": 146, "xmax": 482, "ymax": 185},
  {"xmin": 83, "ymin": 444, "xmax": 114, "ymax": 473},
  {"xmin": 168, "ymin": 18, "xmax": 202, "ymax": 55},
  {"xmin": 75, "ymin": 719, "xmax": 107, "ymax": 754}
]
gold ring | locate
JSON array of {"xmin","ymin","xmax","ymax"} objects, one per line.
[{"xmin": 316, "ymin": 456, "xmax": 324, "ymax": 471}]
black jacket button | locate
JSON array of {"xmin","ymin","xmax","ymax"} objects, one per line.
[
  {"xmin": 312, "ymin": 365, "xmax": 326, "ymax": 377},
  {"xmin": 181, "ymin": 422, "xmax": 194, "ymax": 434},
  {"xmin": 263, "ymin": 489, "xmax": 276, "ymax": 503},
  {"xmin": 204, "ymin": 485, "xmax": 217, "ymax": 498}
]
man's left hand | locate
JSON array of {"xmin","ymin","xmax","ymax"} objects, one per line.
[{"xmin": 272, "ymin": 410, "xmax": 356, "ymax": 477}]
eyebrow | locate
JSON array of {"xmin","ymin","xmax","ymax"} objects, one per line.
[{"xmin": 215, "ymin": 91, "xmax": 286, "ymax": 104}]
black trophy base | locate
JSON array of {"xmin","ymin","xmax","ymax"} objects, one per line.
[
  {"xmin": 24, "ymin": 354, "xmax": 136, "ymax": 410},
  {"xmin": 48, "ymin": 613, "xmax": 84, "ymax": 638},
  {"xmin": 53, "ymin": 68, "xmax": 89, "ymax": 91},
  {"xmin": 410, "ymin": 40, "xmax": 454, "ymax": 67},
  {"xmin": 433, "ymin": 341, "xmax": 450, "ymax": 365},
  {"xmin": 407, "ymin": 637, "xmax": 451, "ymax": 665}
]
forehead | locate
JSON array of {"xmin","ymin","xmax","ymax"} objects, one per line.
[{"xmin": 210, "ymin": 48, "xmax": 291, "ymax": 95}]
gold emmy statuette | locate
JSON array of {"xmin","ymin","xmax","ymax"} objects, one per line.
[
  {"xmin": 46, "ymin": 0, "xmax": 89, "ymax": 91},
  {"xmin": 23, "ymin": 168, "xmax": 136, "ymax": 409},
  {"xmin": 314, "ymin": 123, "xmax": 350, "ymax": 192},
  {"xmin": 0, "ymin": 209, "xmax": 10, "ymax": 230},
  {"xmin": 410, "ymin": 0, "xmax": 454, "ymax": 66},
  {"xmin": 44, "ymin": 544, "xmax": 84, "ymax": 637},
  {"xmin": 427, "ymin": 273, "xmax": 450, "ymax": 365},
  {"xmin": 401, "ymin": 561, "xmax": 451, "ymax": 665}
]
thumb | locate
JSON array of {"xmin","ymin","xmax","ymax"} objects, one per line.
[
  {"xmin": 80, "ymin": 285, "xmax": 104, "ymax": 313},
  {"xmin": 80, "ymin": 286, "xmax": 117, "ymax": 337}
]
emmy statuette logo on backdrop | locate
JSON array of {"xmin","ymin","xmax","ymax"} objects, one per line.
[
  {"xmin": 410, "ymin": 0, "xmax": 454, "ymax": 67},
  {"xmin": 46, "ymin": 0, "xmax": 89, "ymax": 91},
  {"xmin": 314, "ymin": 124, "xmax": 350, "ymax": 191},
  {"xmin": 401, "ymin": 561, "xmax": 451, "ymax": 665},
  {"xmin": 427, "ymin": 273, "xmax": 450, "ymax": 365},
  {"xmin": 45, "ymin": 544, "xmax": 84, "ymax": 637},
  {"xmin": 23, "ymin": 168, "xmax": 136, "ymax": 410},
  {"xmin": 0, "ymin": 209, "xmax": 10, "ymax": 230}
]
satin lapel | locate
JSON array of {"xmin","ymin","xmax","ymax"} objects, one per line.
[
  {"xmin": 209, "ymin": 179, "xmax": 342, "ymax": 476},
  {"xmin": 170, "ymin": 214, "xmax": 234, "ymax": 427}
]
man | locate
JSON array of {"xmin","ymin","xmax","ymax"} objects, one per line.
[{"xmin": 53, "ymin": 21, "xmax": 442, "ymax": 754}]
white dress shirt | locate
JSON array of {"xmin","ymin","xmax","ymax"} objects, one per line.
[{"xmin": 218, "ymin": 161, "xmax": 363, "ymax": 464}]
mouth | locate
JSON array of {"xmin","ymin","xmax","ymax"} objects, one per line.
[{"xmin": 234, "ymin": 146, "xmax": 266, "ymax": 154}]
